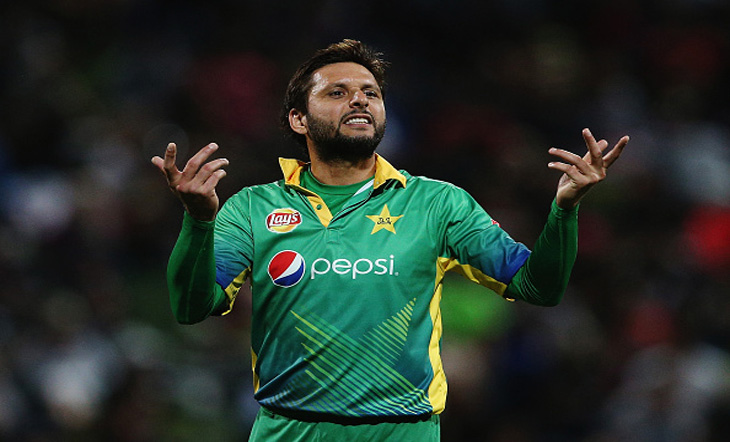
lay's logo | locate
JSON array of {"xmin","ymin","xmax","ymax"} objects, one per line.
[{"xmin": 266, "ymin": 208, "xmax": 302, "ymax": 233}]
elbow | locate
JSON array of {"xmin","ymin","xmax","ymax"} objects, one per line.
[
  {"xmin": 537, "ymin": 288, "xmax": 566, "ymax": 307},
  {"xmin": 171, "ymin": 306, "xmax": 209, "ymax": 325},
  {"xmin": 168, "ymin": 285, "xmax": 218, "ymax": 325},
  {"xmin": 538, "ymin": 297, "xmax": 562, "ymax": 307},
  {"xmin": 523, "ymin": 290, "xmax": 564, "ymax": 307},
  {"xmin": 175, "ymin": 316, "xmax": 204, "ymax": 325}
]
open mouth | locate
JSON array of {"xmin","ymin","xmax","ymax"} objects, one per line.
[{"xmin": 342, "ymin": 114, "xmax": 373, "ymax": 125}]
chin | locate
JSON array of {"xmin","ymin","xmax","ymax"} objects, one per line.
[{"xmin": 313, "ymin": 136, "xmax": 380, "ymax": 163}]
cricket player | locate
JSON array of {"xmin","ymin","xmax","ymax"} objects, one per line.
[{"xmin": 152, "ymin": 39, "xmax": 629, "ymax": 441}]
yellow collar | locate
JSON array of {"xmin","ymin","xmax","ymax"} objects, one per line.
[{"xmin": 278, "ymin": 154, "xmax": 407, "ymax": 189}]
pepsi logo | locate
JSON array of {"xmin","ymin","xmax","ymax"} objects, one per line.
[
  {"xmin": 268, "ymin": 250, "xmax": 305, "ymax": 288},
  {"xmin": 266, "ymin": 208, "xmax": 302, "ymax": 233}
]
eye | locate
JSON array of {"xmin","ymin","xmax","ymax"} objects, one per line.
[
  {"xmin": 329, "ymin": 89, "xmax": 345, "ymax": 97},
  {"xmin": 364, "ymin": 90, "xmax": 379, "ymax": 98}
]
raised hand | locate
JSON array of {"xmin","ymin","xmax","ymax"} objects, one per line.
[
  {"xmin": 547, "ymin": 128, "xmax": 630, "ymax": 209},
  {"xmin": 151, "ymin": 142, "xmax": 229, "ymax": 221}
]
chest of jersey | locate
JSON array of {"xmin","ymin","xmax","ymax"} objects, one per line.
[
  {"xmin": 244, "ymin": 182, "xmax": 441, "ymax": 337},
  {"xmin": 254, "ymin": 186, "xmax": 435, "ymax": 285}
]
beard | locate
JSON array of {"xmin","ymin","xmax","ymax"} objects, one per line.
[{"xmin": 306, "ymin": 112, "xmax": 386, "ymax": 163}]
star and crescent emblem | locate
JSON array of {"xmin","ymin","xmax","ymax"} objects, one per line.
[{"xmin": 366, "ymin": 204, "xmax": 404, "ymax": 235}]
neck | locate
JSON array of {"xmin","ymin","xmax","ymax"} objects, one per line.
[{"xmin": 308, "ymin": 153, "xmax": 377, "ymax": 186}]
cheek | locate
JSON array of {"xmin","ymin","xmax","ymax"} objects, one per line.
[
  {"xmin": 374, "ymin": 106, "xmax": 386, "ymax": 124},
  {"xmin": 307, "ymin": 104, "xmax": 340, "ymax": 122}
]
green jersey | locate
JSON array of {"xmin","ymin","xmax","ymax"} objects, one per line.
[{"xmin": 212, "ymin": 155, "xmax": 532, "ymax": 418}]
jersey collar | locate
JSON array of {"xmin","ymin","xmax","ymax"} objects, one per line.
[{"xmin": 279, "ymin": 154, "xmax": 407, "ymax": 189}]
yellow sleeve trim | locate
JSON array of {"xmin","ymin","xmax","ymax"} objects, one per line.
[
  {"xmin": 439, "ymin": 257, "xmax": 511, "ymax": 299},
  {"xmin": 427, "ymin": 257, "xmax": 513, "ymax": 413},
  {"xmin": 427, "ymin": 269, "xmax": 447, "ymax": 414},
  {"xmin": 221, "ymin": 267, "xmax": 251, "ymax": 315},
  {"xmin": 251, "ymin": 348, "xmax": 260, "ymax": 393}
]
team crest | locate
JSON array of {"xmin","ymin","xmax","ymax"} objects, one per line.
[
  {"xmin": 266, "ymin": 208, "xmax": 302, "ymax": 233},
  {"xmin": 366, "ymin": 204, "xmax": 404, "ymax": 235}
]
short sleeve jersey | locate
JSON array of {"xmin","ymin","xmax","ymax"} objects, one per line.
[{"xmin": 214, "ymin": 155, "xmax": 530, "ymax": 418}]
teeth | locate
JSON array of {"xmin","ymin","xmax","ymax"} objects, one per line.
[{"xmin": 345, "ymin": 118, "xmax": 369, "ymax": 124}]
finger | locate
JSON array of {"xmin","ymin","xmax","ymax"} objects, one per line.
[
  {"xmin": 581, "ymin": 138, "xmax": 608, "ymax": 159},
  {"xmin": 151, "ymin": 155, "xmax": 164, "ymax": 171},
  {"xmin": 547, "ymin": 160, "xmax": 583, "ymax": 179},
  {"xmin": 596, "ymin": 139, "xmax": 609, "ymax": 153},
  {"xmin": 152, "ymin": 143, "xmax": 181, "ymax": 182},
  {"xmin": 199, "ymin": 169, "xmax": 228, "ymax": 194},
  {"xmin": 603, "ymin": 135, "xmax": 630, "ymax": 168},
  {"xmin": 547, "ymin": 161, "xmax": 573, "ymax": 175},
  {"xmin": 163, "ymin": 142, "xmax": 178, "ymax": 169},
  {"xmin": 181, "ymin": 143, "xmax": 219, "ymax": 181},
  {"xmin": 582, "ymin": 128, "xmax": 605, "ymax": 166},
  {"xmin": 549, "ymin": 148, "xmax": 593, "ymax": 175},
  {"xmin": 187, "ymin": 158, "xmax": 230, "ymax": 188}
]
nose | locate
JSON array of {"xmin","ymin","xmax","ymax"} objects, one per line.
[{"xmin": 349, "ymin": 90, "xmax": 369, "ymax": 108}]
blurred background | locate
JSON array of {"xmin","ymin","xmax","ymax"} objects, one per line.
[{"xmin": 1, "ymin": 0, "xmax": 730, "ymax": 440}]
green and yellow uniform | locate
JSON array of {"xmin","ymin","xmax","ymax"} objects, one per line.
[{"xmin": 167, "ymin": 155, "xmax": 578, "ymax": 440}]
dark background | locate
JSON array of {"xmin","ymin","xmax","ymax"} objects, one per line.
[{"xmin": 1, "ymin": 0, "xmax": 730, "ymax": 440}]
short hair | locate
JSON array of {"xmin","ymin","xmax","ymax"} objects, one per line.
[{"xmin": 280, "ymin": 39, "xmax": 389, "ymax": 147}]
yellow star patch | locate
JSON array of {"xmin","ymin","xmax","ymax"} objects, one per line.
[{"xmin": 366, "ymin": 204, "xmax": 404, "ymax": 235}]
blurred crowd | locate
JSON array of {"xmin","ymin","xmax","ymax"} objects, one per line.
[{"xmin": 1, "ymin": 0, "xmax": 729, "ymax": 441}]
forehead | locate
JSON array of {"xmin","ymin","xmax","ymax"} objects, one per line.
[{"xmin": 310, "ymin": 62, "xmax": 378, "ymax": 92}]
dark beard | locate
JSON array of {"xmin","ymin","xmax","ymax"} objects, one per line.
[{"xmin": 307, "ymin": 113, "xmax": 386, "ymax": 163}]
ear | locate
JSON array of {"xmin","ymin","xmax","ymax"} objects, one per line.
[{"xmin": 288, "ymin": 109, "xmax": 308, "ymax": 136}]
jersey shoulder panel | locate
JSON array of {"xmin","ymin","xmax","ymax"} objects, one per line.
[
  {"xmin": 400, "ymin": 173, "xmax": 483, "ymax": 224},
  {"xmin": 402, "ymin": 172, "xmax": 471, "ymax": 195}
]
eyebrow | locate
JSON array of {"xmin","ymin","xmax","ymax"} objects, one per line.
[{"xmin": 328, "ymin": 81, "xmax": 379, "ymax": 90}]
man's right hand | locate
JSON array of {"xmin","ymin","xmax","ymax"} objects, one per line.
[{"xmin": 151, "ymin": 142, "xmax": 229, "ymax": 221}]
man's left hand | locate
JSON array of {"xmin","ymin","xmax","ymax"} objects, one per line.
[{"xmin": 548, "ymin": 128, "xmax": 630, "ymax": 209}]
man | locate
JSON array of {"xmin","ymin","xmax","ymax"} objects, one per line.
[{"xmin": 152, "ymin": 39, "xmax": 629, "ymax": 441}]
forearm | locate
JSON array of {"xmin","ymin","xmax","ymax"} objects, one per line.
[
  {"xmin": 505, "ymin": 200, "xmax": 578, "ymax": 306},
  {"xmin": 167, "ymin": 212, "xmax": 227, "ymax": 324}
]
